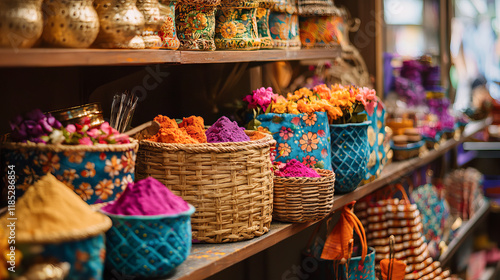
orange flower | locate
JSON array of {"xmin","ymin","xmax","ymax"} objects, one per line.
[
  {"xmin": 299, "ymin": 132, "xmax": 319, "ymax": 152},
  {"xmin": 279, "ymin": 127, "xmax": 294, "ymax": 140},
  {"xmin": 302, "ymin": 155, "xmax": 317, "ymax": 168},
  {"xmin": 278, "ymin": 142, "xmax": 292, "ymax": 157},
  {"xmin": 76, "ymin": 182, "xmax": 94, "ymax": 201},
  {"xmin": 95, "ymin": 179, "xmax": 114, "ymax": 200},
  {"xmin": 302, "ymin": 113, "xmax": 318, "ymax": 126}
]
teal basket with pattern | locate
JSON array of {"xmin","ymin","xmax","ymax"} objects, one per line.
[
  {"xmin": 102, "ymin": 205, "xmax": 195, "ymax": 278},
  {"xmin": 329, "ymin": 121, "xmax": 370, "ymax": 193}
]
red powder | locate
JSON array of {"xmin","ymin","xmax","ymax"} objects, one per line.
[
  {"xmin": 102, "ymin": 177, "xmax": 190, "ymax": 216},
  {"xmin": 275, "ymin": 159, "xmax": 321, "ymax": 178}
]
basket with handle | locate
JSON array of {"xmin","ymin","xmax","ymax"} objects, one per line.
[
  {"xmin": 273, "ymin": 169, "xmax": 335, "ymax": 223},
  {"xmin": 135, "ymin": 129, "xmax": 276, "ymax": 243}
]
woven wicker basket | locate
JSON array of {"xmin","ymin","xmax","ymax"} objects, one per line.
[
  {"xmin": 135, "ymin": 131, "xmax": 276, "ymax": 243},
  {"xmin": 273, "ymin": 169, "xmax": 335, "ymax": 223}
]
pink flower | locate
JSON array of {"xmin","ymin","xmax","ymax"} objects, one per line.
[
  {"xmin": 79, "ymin": 137, "xmax": 93, "ymax": 146},
  {"xmin": 244, "ymin": 87, "xmax": 276, "ymax": 112},
  {"xmin": 113, "ymin": 134, "xmax": 130, "ymax": 144},
  {"xmin": 87, "ymin": 128, "xmax": 101, "ymax": 139},
  {"xmin": 291, "ymin": 117, "xmax": 301, "ymax": 126},
  {"xmin": 66, "ymin": 124, "xmax": 76, "ymax": 133},
  {"xmin": 365, "ymin": 100, "xmax": 377, "ymax": 116}
]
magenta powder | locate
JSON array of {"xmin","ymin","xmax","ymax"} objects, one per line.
[
  {"xmin": 206, "ymin": 116, "xmax": 250, "ymax": 143},
  {"xmin": 276, "ymin": 159, "xmax": 321, "ymax": 178},
  {"xmin": 102, "ymin": 177, "xmax": 190, "ymax": 216}
]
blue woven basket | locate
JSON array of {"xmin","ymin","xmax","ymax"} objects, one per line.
[
  {"xmin": 103, "ymin": 205, "xmax": 195, "ymax": 278},
  {"xmin": 329, "ymin": 121, "xmax": 371, "ymax": 193}
]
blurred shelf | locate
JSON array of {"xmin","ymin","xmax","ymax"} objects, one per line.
[
  {"xmin": 163, "ymin": 118, "xmax": 491, "ymax": 280},
  {"xmin": 0, "ymin": 47, "xmax": 341, "ymax": 67},
  {"xmin": 439, "ymin": 201, "xmax": 491, "ymax": 266}
]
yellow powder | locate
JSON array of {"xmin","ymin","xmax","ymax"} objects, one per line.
[{"xmin": 1, "ymin": 174, "xmax": 111, "ymax": 243}]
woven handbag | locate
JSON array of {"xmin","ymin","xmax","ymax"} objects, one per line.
[
  {"xmin": 135, "ymin": 130, "xmax": 276, "ymax": 243},
  {"xmin": 273, "ymin": 169, "xmax": 335, "ymax": 223}
]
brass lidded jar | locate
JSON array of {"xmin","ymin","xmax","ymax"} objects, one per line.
[{"xmin": 0, "ymin": 0, "xmax": 43, "ymax": 48}]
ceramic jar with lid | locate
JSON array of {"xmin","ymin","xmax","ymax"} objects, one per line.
[
  {"xmin": 158, "ymin": 0, "xmax": 180, "ymax": 49},
  {"xmin": 137, "ymin": 0, "xmax": 163, "ymax": 48}
]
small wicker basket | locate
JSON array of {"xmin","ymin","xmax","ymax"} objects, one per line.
[
  {"xmin": 135, "ymin": 131, "xmax": 276, "ymax": 243},
  {"xmin": 273, "ymin": 169, "xmax": 335, "ymax": 223}
]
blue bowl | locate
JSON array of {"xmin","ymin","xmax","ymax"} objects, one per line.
[{"xmin": 102, "ymin": 205, "xmax": 195, "ymax": 278}]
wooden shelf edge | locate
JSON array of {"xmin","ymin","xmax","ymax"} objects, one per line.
[
  {"xmin": 439, "ymin": 201, "xmax": 491, "ymax": 266},
  {"xmin": 0, "ymin": 47, "xmax": 341, "ymax": 67},
  {"xmin": 163, "ymin": 118, "xmax": 490, "ymax": 280}
]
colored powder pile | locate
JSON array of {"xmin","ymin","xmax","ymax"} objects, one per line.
[
  {"xmin": 206, "ymin": 116, "xmax": 250, "ymax": 143},
  {"xmin": 179, "ymin": 116, "xmax": 207, "ymax": 143},
  {"xmin": 102, "ymin": 177, "xmax": 190, "ymax": 216},
  {"xmin": 276, "ymin": 159, "xmax": 321, "ymax": 178},
  {"xmin": 1, "ymin": 174, "xmax": 111, "ymax": 243},
  {"xmin": 148, "ymin": 115, "xmax": 206, "ymax": 144}
]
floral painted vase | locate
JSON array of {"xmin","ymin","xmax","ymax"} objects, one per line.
[
  {"xmin": 269, "ymin": 0, "xmax": 300, "ymax": 49},
  {"xmin": 158, "ymin": 0, "xmax": 180, "ymax": 49},
  {"xmin": 256, "ymin": 0, "xmax": 278, "ymax": 48},
  {"xmin": 299, "ymin": 16, "xmax": 340, "ymax": 48},
  {"xmin": 361, "ymin": 102, "xmax": 387, "ymax": 183},
  {"xmin": 329, "ymin": 121, "xmax": 371, "ymax": 193},
  {"xmin": 137, "ymin": 0, "xmax": 163, "ymax": 48},
  {"xmin": 41, "ymin": 0, "xmax": 100, "ymax": 48},
  {"xmin": 176, "ymin": 0, "xmax": 220, "ymax": 51},
  {"xmin": 215, "ymin": 0, "xmax": 261, "ymax": 50},
  {"xmin": 1, "ymin": 142, "xmax": 138, "ymax": 204},
  {"xmin": 0, "ymin": 0, "xmax": 43, "ymax": 48},
  {"xmin": 93, "ymin": 0, "xmax": 146, "ymax": 49}
]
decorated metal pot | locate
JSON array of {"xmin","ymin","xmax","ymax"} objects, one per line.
[
  {"xmin": 256, "ymin": 0, "xmax": 279, "ymax": 48},
  {"xmin": 176, "ymin": 0, "xmax": 220, "ymax": 51},
  {"xmin": 137, "ymin": 0, "xmax": 163, "ymax": 48},
  {"xmin": 42, "ymin": 0, "xmax": 100, "ymax": 48},
  {"xmin": 93, "ymin": 0, "xmax": 145, "ymax": 49},
  {"xmin": 0, "ymin": 0, "xmax": 43, "ymax": 48},
  {"xmin": 1, "ymin": 141, "xmax": 139, "ymax": 204},
  {"xmin": 215, "ymin": 0, "xmax": 261, "ymax": 50},
  {"xmin": 158, "ymin": 0, "xmax": 180, "ymax": 49}
]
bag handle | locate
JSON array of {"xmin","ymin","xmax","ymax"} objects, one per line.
[
  {"xmin": 344, "ymin": 202, "xmax": 367, "ymax": 268},
  {"xmin": 392, "ymin": 183, "xmax": 410, "ymax": 205},
  {"xmin": 388, "ymin": 235, "xmax": 395, "ymax": 280}
]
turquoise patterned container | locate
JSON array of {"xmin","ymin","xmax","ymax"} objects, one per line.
[
  {"xmin": 41, "ymin": 234, "xmax": 107, "ymax": 280},
  {"xmin": 341, "ymin": 246, "xmax": 376, "ymax": 280},
  {"xmin": 1, "ymin": 141, "xmax": 138, "ymax": 204},
  {"xmin": 329, "ymin": 121, "xmax": 370, "ymax": 193},
  {"xmin": 103, "ymin": 205, "xmax": 195, "ymax": 278}
]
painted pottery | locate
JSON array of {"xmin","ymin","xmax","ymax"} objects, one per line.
[
  {"xmin": 158, "ymin": 0, "xmax": 180, "ymax": 49},
  {"xmin": 215, "ymin": 0, "xmax": 261, "ymax": 50},
  {"xmin": 137, "ymin": 0, "xmax": 163, "ymax": 48},
  {"xmin": 176, "ymin": 0, "xmax": 220, "ymax": 51}
]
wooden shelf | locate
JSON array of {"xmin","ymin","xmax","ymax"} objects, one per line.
[
  {"xmin": 163, "ymin": 118, "xmax": 491, "ymax": 280},
  {"xmin": 439, "ymin": 201, "xmax": 491, "ymax": 266},
  {"xmin": 0, "ymin": 47, "xmax": 341, "ymax": 67}
]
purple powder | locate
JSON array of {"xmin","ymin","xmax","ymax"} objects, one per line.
[
  {"xmin": 276, "ymin": 159, "xmax": 321, "ymax": 178},
  {"xmin": 206, "ymin": 116, "xmax": 250, "ymax": 143},
  {"xmin": 102, "ymin": 177, "xmax": 190, "ymax": 216}
]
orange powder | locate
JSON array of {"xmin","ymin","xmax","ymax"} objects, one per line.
[
  {"xmin": 156, "ymin": 127, "xmax": 199, "ymax": 144},
  {"xmin": 148, "ymin": 115, "xmax": 206, "ymax": 144}
]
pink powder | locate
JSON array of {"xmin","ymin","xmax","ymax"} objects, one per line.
[
  {"xmin": 102, "ymin": 177, "xmax": 190, "ymax": 216},
  {"xmin": 206, "ymin": 116, "xmax": 250, "ymax": 143},
  {"xmin": 276, "ymin": 159, "xmax": 321, "ymax": 178}
]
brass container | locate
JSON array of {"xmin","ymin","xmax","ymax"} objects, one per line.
[
  {"xmin": 49, "ymin": 103, "xmax": 104, "ymax": 129},
  {"xmin": 93, "ymin": 0, "xmax": 146, "ymax": 49},
  {"xmin": 137, "ymin": 0, "xmax": 163, "ymax": 48},
  {"xmin": 42, "ymin": 0, "xmax": 100, "ymax": 48},
  {"xmin": 158, "ymin": 0, "xmax": 180, "ymax": 50},
  {"xmin": 0, "ymin": 0, "xmax": 43, "ymax": 48}
]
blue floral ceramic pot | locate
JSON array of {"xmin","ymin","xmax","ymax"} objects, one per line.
[
  {"xmin": 1, "ymin": 141, "xmax": 138, "ymax": 204},
  {"xmin": 215, "ymin": 0, "xmax": 261, "ymax": 50},
  {"xmin": 329, "ymin": 121, "xmax": 370, "ymax": 193}
]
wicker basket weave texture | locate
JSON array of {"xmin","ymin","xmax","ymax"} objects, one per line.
[
  {"xmin": 135, "ymin": 132, "xmax": 276, "ymax": 243},
  {"xmin": 273, "ymin": 169, "xmax": 335, "ymax": 223}
]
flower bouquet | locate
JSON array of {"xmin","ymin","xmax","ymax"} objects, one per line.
[
  {"xmin": 2, "ymin": 109, "xmax": 138, "ymax": 204},
  {"xmin": 244, "ymin": 84, "xmax": 380, "ymax": 193}
]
